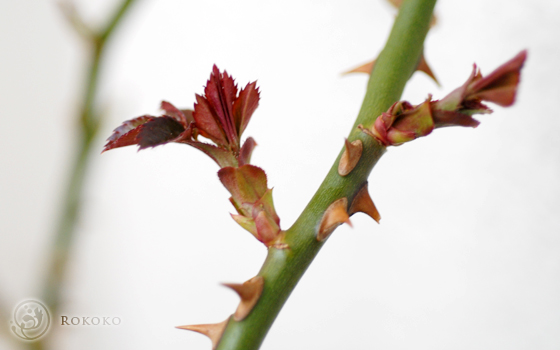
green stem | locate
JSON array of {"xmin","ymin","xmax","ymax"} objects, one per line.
[
  {"xmin": 216, "ymin": 0, "xmax": 437, "ymax": 349},
  {"xmin": 99, "ymin": 0, "xmax": 136, "ymax": 42},
  {"xmin": 25, "ymin": 2, "xmax": 138, "ymax": 349}
]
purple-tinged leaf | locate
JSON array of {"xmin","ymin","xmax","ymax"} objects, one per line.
[
  {"xmin": 103, "ymin": 115, "xmax": 154, "ymax": 152},
  {"xmin": 160, "ymin": 101, "xmax": 192, "ymax": 128},
  {"xmin": 137, "ymin": 116, "xmax": 185, "ymax": 149}
]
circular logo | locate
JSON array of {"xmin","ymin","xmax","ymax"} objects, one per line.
[{"xmin": 10, "ymin": 300, "xmax": 51, "ymax": 341}]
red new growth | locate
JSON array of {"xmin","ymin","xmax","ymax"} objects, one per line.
[
  {"xmin": 103, "ymin": 65, "xmax": 260, "ymax": 168},
  {"xmin": 366, "ymin": 50, "xmax": 527, "ymax": 146},
  {"xmin": 103, "ymin": 66, "xmax": 284, "ymax": 246}
]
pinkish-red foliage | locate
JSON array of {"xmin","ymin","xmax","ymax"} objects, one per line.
[
  {"xmin": 103, "ymin": 65, "xmax": 260, "ymax": 168},
  {"xmin": 369, "ymin": 50, "xmax": 527, "ymax": 146}
]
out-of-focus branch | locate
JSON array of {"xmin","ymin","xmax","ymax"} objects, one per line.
[{"xmin": 22, "ymin": 1, "xmax": 139, "ymax": 349}]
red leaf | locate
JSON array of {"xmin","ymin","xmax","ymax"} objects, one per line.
[
  {"xmin": 193, "ymin": 94, "xmax": 228, "ymax": 145},
  {"xmin": 233, "ymin": 82, "xmax": 260, "ymax": 137},
  {"xmin": 102, "ymin": 115, "xmax": 154, "ymax": 152},
  {"xmin": 104, "ymin": 66, "xmax": 262, "ymax": 167},
  {"xmin": 181, "ymin": 109, "xmax": 195, "ymax": 124},
  {"xmin": 467, "ymin": 50, "xmax": 527, "ymax": 107},
  {"xmin": 204, "ymin": 65, "xmax": 239, "ymax": 147}
]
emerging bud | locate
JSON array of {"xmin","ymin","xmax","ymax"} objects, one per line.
[
  {"xmin": 434, "ymin": 50, "xmax": 527, "ymax": 114},
  {"xmin": 219, "ymin": 165, "xmax": 283, "ymax": 247},
  {"xmin": 368, "ymin": 99, "xmax": 434, "ymax": 146},
  {"xmin": 104, "ymin": 66, "xmax": 282, "ymax": 246},
  {"xmin": 364, "ymin": 50, "xmax": 527, "ymax": 146}
]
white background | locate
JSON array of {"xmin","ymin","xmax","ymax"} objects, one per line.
[{"xmin": 1, "ymin": 0, "xmax": 559, "ymax": 349}]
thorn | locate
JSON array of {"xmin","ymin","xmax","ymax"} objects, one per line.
[
  {"xmin": 338, "ymin": 139, "xmax": 363, "ymax": 176},
  {"xmin": 176, "ymin": 318, "xmax": 229, "ymax": 350},
  {"xmin": 222, "ymin": 276, "xmax": 265, "ymax": 321},
  {"xmin": 349, "ymin": 183, "xmax": 381, "ymax": 223},
  {"xmin": 317, "ymin": 198, "xmax": 352, "ymax": 242},
  {"xmin": 417, "ymin": 52, "xmax": 439, "ymax": 86},
  {"xmin": 342, "ymin": 60, "xmax": 374, "ymax": 75},
  {"xmin": 343, "ymin": 52, "xmax": 439, "ymax": 85}
]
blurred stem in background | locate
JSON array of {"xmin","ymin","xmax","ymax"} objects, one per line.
[{"xmin": 17, "ymin": 1, "xmax": 139, "ymax": 349}]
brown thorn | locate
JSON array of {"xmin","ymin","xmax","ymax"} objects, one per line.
[
  {"xmin": 342, "ymin": 60, "xmax": 375, "ymax": 75},
  {"xmin": 343, "ymin": 53, "xmax": 439, "ymax": 86},
  {"xmin": 417, "ymin": 53, "xmax": 439, "ymax": 86},
  {"xmin": 349, "ymin": 183, "xmax": 381, "ymax": 223},
  {"xmin": 338, "ymin": 139, "xmax": 363, "ymax": 176},
  {"xmin": 176, "ymin": 318, "xmax": 229, "ymax": 350},
  {"xmin": 222, "ymin": 276, "xmax": 265, "ymax": 321},
  {"xmin": 317, "ymin": 198, "xmax": 352, "ymax": 242}
]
